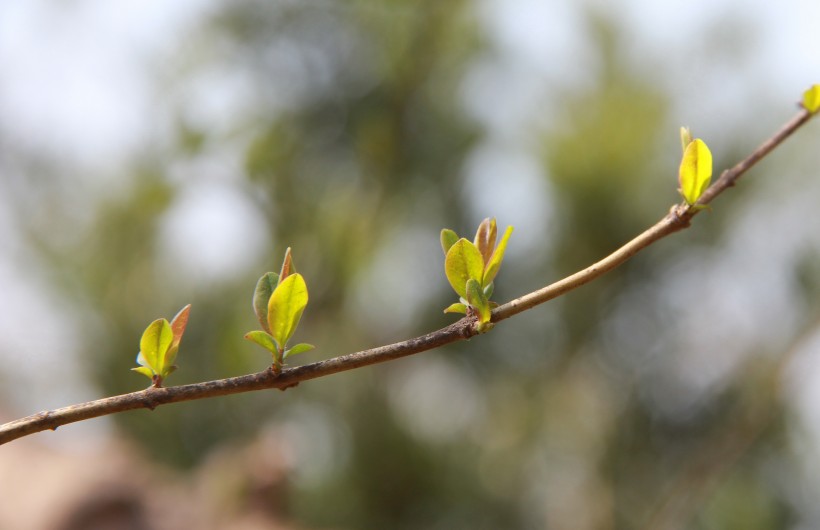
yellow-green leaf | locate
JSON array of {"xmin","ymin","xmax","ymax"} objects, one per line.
[
  {"xmin": 440, "ymin": 229, "xmax": 459, "ymax": 255},
  {"xmin": 444, "ymin": 239, "xmax": 484, "ymax": 299},
  {"xmin": 465, "ymin": 278, "xmax": 491, "ymax": 324},
  {"xmin": 139, "ymin": 319, "xmax": 173, "ymax": 375},
  {"xmin": 267, "ymin": 273, "xmax": 309, "ymax": 349},
  {"xmin": 131, "ymin": 365, "xmax": 154, "ymax": 380},
  {"xmin": 483, "ymin": 226, "xmax": 513, "ymax": 287},
  {"xmin": 244, "ymin": 330, "xmax": 279, "ymax": 355},
  {"xmin": 803, "ymin": 84, "xmax": 820, "ymax": 113},
  {"xmin": 483, "ymin": 281, "xmax": 494, "ymax": 300},
  {"xmin": 253, "ymin": 272, "xmax": 279, "ymax": 333},
  {"xmin": 284, "ymin": 343, "xmax": 315, "ymax": 360},
  {"xmin": 443, "ymin": 302, "xmax": 468, "ymax": 314},
  {"xmin": 678, "ymin": 138, "xmax": 713, "ymax": 205}
]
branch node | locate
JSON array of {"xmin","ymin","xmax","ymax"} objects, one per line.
[
  {"xmin": 668, "ymin": 204, "xmax": 692, "ymax": 229},
  {"xmin": 278, "ymin": 381, "xmax": 299, "ymax": 391},
  {"xmin": 461, "ymin": 318, "xmax": 481, "ymax": 339},
  {"xmin": 140, "ymin": 391, "xmax": 159, "ymax": 411}
]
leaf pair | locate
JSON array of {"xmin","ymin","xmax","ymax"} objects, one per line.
[
  {"xmin": 441, "ymin": 218, "xmax": 513, "ymax": 331},
  {"xmin": 678, "ymin": 127, "xmax": 713, "ymax": 207},
  {"xmin": 132, "ymin": 304, "xmax": 191, "ymax": 387},
  {"xmin": 245, "ymin": 248, "xmax": 314, "ymax": 372}
]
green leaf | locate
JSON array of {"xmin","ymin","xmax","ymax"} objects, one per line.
[
  {"xmin": 253, "ymin": 272, "xmax": 279, "ymax": 333},
  {"xmin": 268, "ymin": 273, "xmax": 309, "ymax": 349},
  {"xmin": 483, "ymin": 281, "xmax": 494, "ymax": 300},
  {"xmin": 278, "ymin": 247, "xmax": 295, "ymax": 283},
  {"xmin": 465, "ymin": 278, "xmax": 491, "ymax": 324},
  {"xmin": 803, "ymin": 84, "xmax": 820, "ymax": 113},
  {"xmin": 443, "ymin": 302, "xmax": 468, "ymax": 314},
  {"xmin": 678, "ymin": 138, "xmax": 713, "ymax": 205},
  {"xmin": 440, "ymin": 229, "xmax": 459, "ymax": 255},
  {"xmin": 131, "ymin": 366, "xmax": 154, "ymax": 379},
  {"xmin": 474, "ymin": 218, "xmax": 498, "ymax": 264},
  {"xmin": 284, "ymin": 343, "xmax": 315, "ymax": 360},
  {"xmin": 444, "ymin": 239, "xmax": 484, "ymax": 299},
  {"xmin": 483, "ymin": 226, "xmax": 513, "ymax": 287},
  {"xmin": 139, "ymin": 319, "xmax": 173, "ymax": 375},
  {"xmin": 244, "ymin": 330, "xmax": 279, "ymax": 354},
  {"xmin": 132, "ymin": 351, "xmax": 156, "ymax": 381}
]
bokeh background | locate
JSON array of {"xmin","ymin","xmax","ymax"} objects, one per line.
[{"xmin": 1, "ymin": 1, "xmax": 820, "ymax": 528}]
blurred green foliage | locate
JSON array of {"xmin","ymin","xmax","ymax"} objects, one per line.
[{"xmin": 4, "ymin": 1, "xmax": 816, "ymax": 529}]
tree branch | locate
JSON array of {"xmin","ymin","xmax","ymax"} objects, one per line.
[
  {"xmin": 494, "ymin": 107, "xmax": 813, "ymax": 322},
  {"xmin": 0, "ymin": 319, "xmax": 478, "ymax": 445},
  {"xmin": 0, "ymin": 107, "xmax": 813, "ymax": 446}
]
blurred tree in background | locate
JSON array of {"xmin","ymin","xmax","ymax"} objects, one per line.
[{"xmin": 2, "ymin": 1, "xmax": 820, "ymax": 529}]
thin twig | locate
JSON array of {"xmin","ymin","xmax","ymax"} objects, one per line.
[
  {"xmin": 0, "ymin": 108, "xmax": 813, "ymax": 446},
  {"xmin": 0, "ymin": 319, "xmax": 476, "ymax": 445},
  {"xmin": 493, "ymin": 107, "xmax": 812, "ymax": 322}
]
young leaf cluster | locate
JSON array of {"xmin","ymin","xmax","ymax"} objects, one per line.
[
  {"xmin": 244, "ymin": 248, "xmax": 314, "ymax": 372},
  {"xmin": 132, "ymin": 304, "xmax": 191, "ymax": 387},
  {"xmin": 441, "ymin": 218, "xmax": 513, "ymax": 332},
  {"xmin": 678, "ymin": 127, "xmax": 713, "ymax": 207}
]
